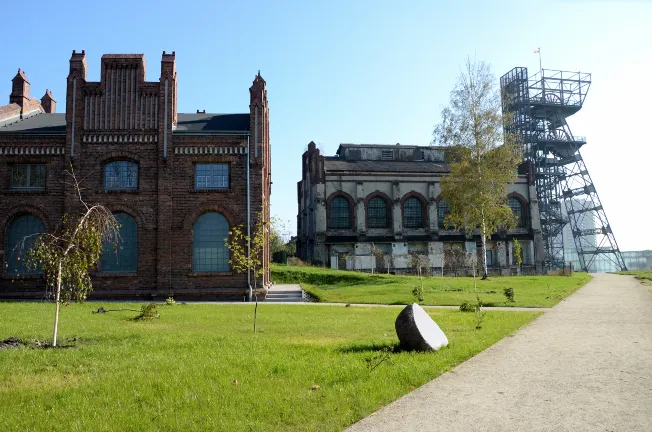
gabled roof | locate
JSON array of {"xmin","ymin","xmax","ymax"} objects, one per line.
[
  {"xmin": 0, "ymin": 112, "xmax": 251, "ymax": 135},
  {"xmin": 174, "ymin": 113, "xmax": 250, "ymax": 134}
]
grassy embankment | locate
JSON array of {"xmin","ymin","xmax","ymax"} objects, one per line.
[
  {"xmin": 0, "ymin": 302, "xmax": 539, "ymax": 432},
  {"xmin": 272, "ymin": 264, "xmax": 592, "ymax": 308}
]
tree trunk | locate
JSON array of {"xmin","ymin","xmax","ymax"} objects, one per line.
[
  {"xmin": 52, "ymin": 260, "xmax": 62, "ymax": 347},
  {"xmin": 253, "ymin": 267, "xmax": 258, "ymax": 333}
]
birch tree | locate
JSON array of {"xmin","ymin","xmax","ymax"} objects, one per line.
[
  {"xmin": 225, "ymin": 210, "xmax": 268, "ymax": 332},
  {"xmin": 433, "ymin": 58, "xmax": 521, "ymax": 279},
  {"xmin": 25, "ymin": 167, "xmax": 120, "ymax": 347}
]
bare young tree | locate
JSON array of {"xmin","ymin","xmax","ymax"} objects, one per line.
[
  {"xmin": 25, "ymin": 166, "xmax": 120, "ymax": 347},
  {"xmin": 225, "ymin": 209, "xmax": 268, "ymax": 333},
  {"xmin": 434, "ymin": 58, "xmax": 522, "ymax": 279}
]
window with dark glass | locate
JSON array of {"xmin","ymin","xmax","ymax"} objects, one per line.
[
  {"xmin": 330, "ymin": 197, "xmax": 350, "ymax": 229},
  {"xmin": 403, "ymin": 197, "xmax": 423, "ymax": 228},
  {"xmin": 193, "ymin": 212, "xmax": 230, "ymax": 272},
  {"xmin": 486, "ymin": 249, "xmax": 494, "ymax": 267},
  {"xmin": 11, "ymin": 164, "xmax": 46, "ymax": 190},
  {"xmin": 195, "ymin": 163, "xmax": 229, "ymax": 190},
  {"xmin": 438, "ymin": 199, "xmax": 451, "ymax": 229},
  {"xmin": 100, "ymin": 213, "xmax": 137, "ymax": 273},
  {"xmin": 104, "ymin": 161, "xmax": 138, "ymax": 190},
  {"xmin": 367, "ymin": 197, "xmax": 388, "ymax": 228},
  {"xmin": 509, "ymin": 197, "xmax": 525, "ymax": 227},
  {"xmin": 6, "ymin": 215, "xmax": 44, "ymax": 275}
]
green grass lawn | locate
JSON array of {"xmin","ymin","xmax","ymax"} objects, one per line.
[
  {"xmin": 617, "ymin": 270, "xmax": 652, "ymax": 285},
  {"xmin": 272, "ymin": 264, "xmax": 592, "ymax": 308},
  {"xmin": 0, "ymin": 302, "xmax": 539, "ymax": 432}
]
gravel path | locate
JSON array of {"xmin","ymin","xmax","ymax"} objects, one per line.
[{"xmin": 346, "ymin": 273, "xmax": 652, "ymax": 432}]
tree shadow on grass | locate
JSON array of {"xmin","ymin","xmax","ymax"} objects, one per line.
[
  {"xmin": 0, "ymin": 336, "xmax": 80, "ymax": 350},
  {"xmin": 338, "ymin": 341, "xmax": 404, "ymax": 354}
]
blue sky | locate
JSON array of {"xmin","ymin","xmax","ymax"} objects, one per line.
[{"xmin": 4, "ymin": 0, "xmax": 650, "ymax": 250}]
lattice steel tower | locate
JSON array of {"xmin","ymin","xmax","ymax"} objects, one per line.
[{"xmin": 500, "ymin": 67, "xmax": 627, "ymax": 272}]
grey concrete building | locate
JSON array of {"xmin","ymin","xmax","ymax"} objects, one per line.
[{"xmin": 296, "ymin": 142, "xmax": 544, "ymax": 275}]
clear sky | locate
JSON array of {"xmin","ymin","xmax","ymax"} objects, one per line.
[{"xmin": 3, "ymin": 0, "xmax": 650, "ymax": 251}]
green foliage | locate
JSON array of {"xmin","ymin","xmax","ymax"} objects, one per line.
[
  {"xmin": 504, "ymin": 287, "xmax": 515, "ymax": 302},
  {"xmin": 272, "ymin": 264, "xmax": 593, "ymax": 308},
  {"xmin": 411, "ymin": 285, "xmax": 424, "ymax": 303},
  {"xmin": 225, "ymin": 208, "xmax": 269, "ymax": 332},
  {"xmin": 459, "ymin": 301, "xmax": 476, "ymax": 312},
  {"xmin": 513, "ymin": 239, "xmax": 523, "ymax": 267},
  {"xmin": 0, "ymin": 302, "xmax": 540, "ymax": 432},
  {"xmin": 433, "ymin": 58, "xmax": 522, "ymax": 277},
  {"xmin": 133, "ymin": 303, "xmax": 160, "ymax": 320},
  {"xmin": 165, "ymin": 297, "xmax": 176, "ymax": 306}
]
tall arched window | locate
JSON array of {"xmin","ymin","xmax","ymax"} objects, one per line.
[
  {"xmin": 101, "ymin": 213, "xmax": 137, "ymax": 273},
  {"xmin": 6, "ymin": 215, "xmax": 44, "ymax": 275},
  {"xmin": 193, "ymin": 212, "xmax": 230, "ymax": 272},
  {"xmin": 330, "ymin": 197, "xmax": 351, "ymax": 229},
  {"xmin": 438, "ymin": 199, "xmax": 451, "ymax": 229},
  {"xmin": 403, "ymin": 197, "xmax": 423, "ymax": 229},
  {"xmin": 367, "ymin": 197, "xmax": 389, "ymax": 228},
  {"xmin": 104, "ymin": 161, "xmax": 138, "ymax": 190},
  {"xmin": 509, "ymin": 197, "xmax": 525, "ymax": 227}
]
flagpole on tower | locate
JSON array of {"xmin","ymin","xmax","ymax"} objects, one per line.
[{"xmin": 535, "ymin": 47, "xmax": 542, "ymax": 75}]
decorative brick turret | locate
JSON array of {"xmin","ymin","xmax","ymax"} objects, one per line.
[
  {"xmin": 41, "ymin": 89, "xmax": 56, "ymax": 113},
  {"xmin": 9, "ymin": 68, "xmax": 30, "ymax": 107}
]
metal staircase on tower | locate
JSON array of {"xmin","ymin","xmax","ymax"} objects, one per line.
[{"xmin": 500, "ymin": 67, "xmax": 627, "ymax": 272}]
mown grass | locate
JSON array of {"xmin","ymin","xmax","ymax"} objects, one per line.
[
  {"xmin": 0, "ymin": 302, "xmax": 539, "ymax": 432},
  {"xmin": 617, "ymin": 270, "xmax": 652, "ymax": 285},
  {"xmin": 272, "ymin": 264, "xmax": 592, "ymax": 308}
]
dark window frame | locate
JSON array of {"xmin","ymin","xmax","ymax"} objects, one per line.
[
  {"xmin": 438, "ymin": 199, "xmax": 451, "ymax": 229},
  {"xmin": 330, "ymin": 196, "xmax": 351, "ymax": 229},
  {"xmin": 367, "ymin": 196, "xmax": 389, "ymax": 228},
  {"xmin": 195, "ymin": 163, "xmax": 230, "ymax": 190},
  {"xmin": 192, "ymin": 212, "xmax": 230, "ymax": 272},
  {"xmin": 100, "ymin": 212, "xmax": 138, "ymax": 274},
  {"xmin": 508, "ymin": 197, "xmax": 525, "ymax": 228},
  {"xmin": 104, "ymin": 161, "xmax": 139, "ymax": 191},
  {"xmin": 10, "ymin": 164, "xmax": 46, "ymax": 190},
  {"xmin": 403, "ymin": 197, "xmax": 423, "ymax": 229}
]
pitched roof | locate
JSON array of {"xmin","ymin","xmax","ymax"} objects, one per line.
[
  {"xmin": 0, "ymin": 113, "xmax": 250, "ymax": 135},
  {"xmin": 0, "ymin": 112, "xmax": 62, "ymax": 133},
  {"xmin": 323, "ymin": 158, "xmax": 449, "ymax": 174},
  {"xmin": 174, "ymin": 113, "xmax": 250, "ymax": 133}
]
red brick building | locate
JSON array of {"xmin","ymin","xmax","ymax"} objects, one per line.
[{"xmin": 0, "ymin": 51, "xmax": 271, "ymax": 300}]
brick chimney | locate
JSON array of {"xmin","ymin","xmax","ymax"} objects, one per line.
[
  {"xmin": 9, "ymin": 68, "xmax": 30, "ymax": 108},
  {"xmin": 41, "ymin": 89, "xmax": 56, "ymax": 113}
]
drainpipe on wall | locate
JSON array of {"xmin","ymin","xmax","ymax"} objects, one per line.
[{"xmin": 247, "ymin": 133, "xmax": 252, "ymax": 302}]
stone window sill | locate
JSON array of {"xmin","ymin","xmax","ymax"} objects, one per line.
[
  {"xmin": 7, "ymin": 189, "xmax": 47, "ymax": 194},
  {"xmin": 100, "ymin": 189, "xmax": 140, "ymax": 194},
  {"xmin": 190, "ymin": 189, "xmax": 232, "ymax": 193},
  {"xmin": 94, "ymin": 272, "xmax": 138, "ymax": 278},
  {"xmin": 188, "ymin": 271, "xmax": 233, "ymax": 277},
  {"xmin": 2, "ymin": 273, "xmax": 42, "ymax": 280}
]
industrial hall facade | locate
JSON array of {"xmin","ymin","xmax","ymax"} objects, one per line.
[
  {"xmin": 0, "ymin": 51, "xmax": 271, "ymax": 300},
  {"xmin": 297, "ymin": 142, "xmax": 545, "ymax": 275}
]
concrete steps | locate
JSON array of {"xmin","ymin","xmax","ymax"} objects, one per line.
[{"xmin": 265, "ymin": 285, "xmax": 304, "ymax": 303}]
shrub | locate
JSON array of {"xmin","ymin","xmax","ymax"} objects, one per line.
[
  {"xmin": 165, "ymin": 297, "xmax": 176, "ymax": 306},
  {"xmin": 504, "ymin": 287, "xmax": 515, "ymax": 302},
  {"xmin": 412, "ymin": 285, "xmax": 424, "ymax": 303},
  {"xmin": 133, "ymin": 303, "xmax": 160, "ymax": 321},
  {"xmin": 459, "ymin": 301, "xmax": 476, "ymax": 313}
]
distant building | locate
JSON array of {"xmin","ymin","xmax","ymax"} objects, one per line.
[
  {"xmin": 296, "ymin": 142, "xmax": 545, "ymax": 275},
  {"xmin": 0, "ymin": 51, "xmax": 271, "ymax": 300}
]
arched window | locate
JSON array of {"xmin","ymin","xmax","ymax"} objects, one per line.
[
  {"xmin": 101, "ymin": 213, "xmax": 137, "ymax": 273},
  {"xmin": 104, "ymin": 161, "xmax": 138, "ymax": 190},
  {"xmin": 509, "ymin": 197, "xmax": 525, "ymax": 227},
  {"xmin": 330, "ymin": 197, "xmax": 351, "ymax": 229},
  {"xmin": 193, "ymin": 212, "xmax": 230, "ymax": 272},
  {"xmin": 367, "ymin": 197, "xmax": 389, "ymax": 228},
  {"xmin": 6, "ymin": 215, "xmax": 44, "ymax": 275},
  {"xmin": 438, "ymin": 199, "xmax": 451, "ymax": 229},
  {"xmin": 403, "ymin": 197, "xmax": 423, "ymax": 229}
]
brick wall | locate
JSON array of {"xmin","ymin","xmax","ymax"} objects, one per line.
[{"xmin": 0, "ymin": 51, "xmax": 270, "ymax": 300}]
